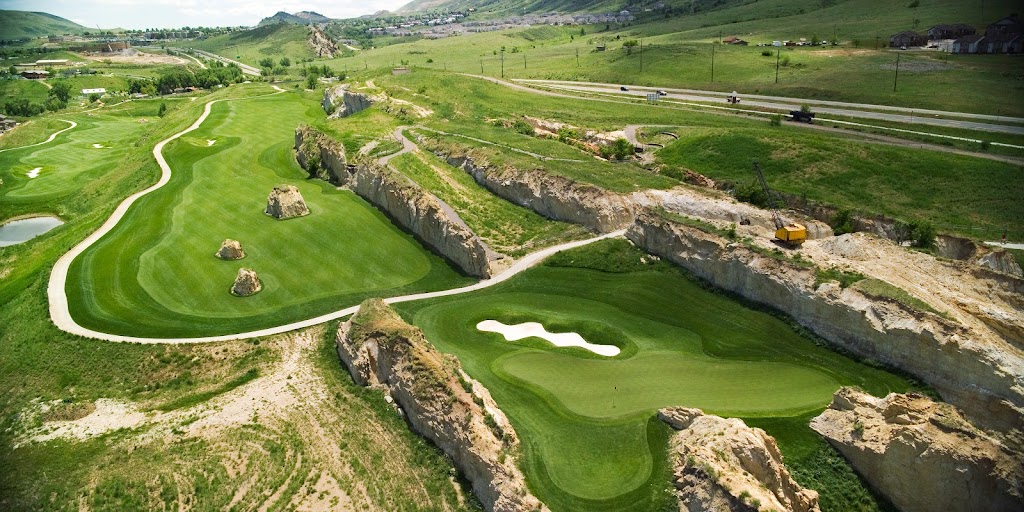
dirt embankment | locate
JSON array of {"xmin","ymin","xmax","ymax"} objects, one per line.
[
  {"xmin": 309, "ymin": 26, "xmax": 339, "ymax": 58},
  {"xmin": 811, "ymin": 388, "xmax": 1024, "ymax": 512},
  {"xmin": 295, "ymin": 126, "xmax": 494, "ymax": 278},
  {"xmin": 337, "ymin": 299, "xmax": 548, "ymax": 512},
  {"xmin": 627, "ymin": 210, "xmax": 1024, "ymax": 433}
]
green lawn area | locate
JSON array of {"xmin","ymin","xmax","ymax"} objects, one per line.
[
  {"xmin": 655, "ymin": 126, "xmax": 1024, "ymax": 239},
  {"xmin": 390, "ymin": 148, "xmax": 589, "ymax": 256},
  {"xmin": 65, "ymin": 90, "xmax": 470, "ymax": 337},
  {"xmin": 191, "ymin": 23, "xmax": 316, "ymax": 75},
  {"xmin": 397, "ymin": 239, "xmax": 917, "ymax": 511}
]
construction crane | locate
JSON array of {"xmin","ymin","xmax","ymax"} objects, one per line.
[{"xmin": 753, "ymin": 161, "xmax": 806, "ymax": 246}]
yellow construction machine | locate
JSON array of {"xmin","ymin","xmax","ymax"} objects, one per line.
[{"xmin": 753, "ymin": 162, "xmax": 806, "ymax": 246}]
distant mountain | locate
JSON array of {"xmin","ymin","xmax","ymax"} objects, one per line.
[
  {"xmin": 258, "ymin": 10, "xmax": 331, "ymax": 26},
  {"xmin": 0, "ymin": 10, "xmax": 87, "ymax": 40}
]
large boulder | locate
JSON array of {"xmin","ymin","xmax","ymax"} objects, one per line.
[
  {"xmin": 810, "ymin": 388, "xmax": 1024, "ymax": 512},
  {"xmin": 215, "ymin": 239, "xmax": 245, "ymax": 260},
  {"xmin": 230, "ymin": 268, "xmax": 261, "ymax": 297},
  {"xmin": 264, "ymin": 185, "xmax": 309, "ymax": 219},
  {"xmin": 659, "ymin": 407, "xmax": 820, "ymax": 512}
]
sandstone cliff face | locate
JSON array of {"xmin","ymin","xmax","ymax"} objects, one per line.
[
  {"xmin": 626, "ymin": 211, "xmax": 1024, "ymax": 432},
  {"xmin": 308, "ymin": 26, "xmax": 338, "ymax": 58},
  {"xmin": 265, "ymin": 185, "xmax": 309, "ymax": 219},
  {"xmin": 811, "ymin": 388, "xmax": 1024, "ymax": 512},
  {"xmin": 446, "ymin": 154, "xmax": 634, "ymax": 233},
  {"xmin": 295, "ymin": 127, "xmax": 492, "ymax": 278},
  {"xmin": 659, "ymin": 407, "xmax": 820, "ymax": 512},
  {"xmin": 336, "ymin": 299, "xmax": 548, "ymax": 512},
  {"xmin": 295, "ymin": 125, "xmax": 349, "ymax": 185},
  {"xmin": 322, "ymin": 85, "xmax": 373, "ymax": 119}
]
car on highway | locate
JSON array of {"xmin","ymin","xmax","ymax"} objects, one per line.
[
  {"xmin": 620, "ymin": 86, "xmax": 629, "ymax": 91},
  {"xmin": 656, "ymin": 90, "xmax": 667, "ymax": 96}
]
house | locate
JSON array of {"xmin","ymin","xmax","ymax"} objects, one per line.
[
  {"xmin": 952, "ymin": 34, "xmax": 986, "ymax": 53},
  {"xmin": 985, "ymin": 14, "xmax": 1022, "ymax": 37},
  {"xmin": 732, "ymin": 39, "xmax": 749, "ymax": 46},
  {"xmin": 20, "ymin": 70, "xmax": 49, "ymax": 79},
  {"xmin": 391, "ymin": 67, "xmax": 410, "ymax": 75},
  {"xmin": 81, "ymin": 88, "xmax": 106, "ymax": 95},
  {"xmin": 889, "ymin": 31, "xmax": 926, "ymax": 47},
  {"xmin": 986, "ymin": 32, "xmax": 1022, "ymax": 53},
  {"xmin": 595, "ymin": 44, "xmax": 606, "ymax": 51},
  {"xmin": 927, "ymin": 24, "xmax": 976, "ymax": 40},
  {"xmin": 0, "ymin": 114, "xmax": 16, "ymax": 132},
  {"xmin": 723, "ymin": 36, "xmax": 739, "ymax": 43}
]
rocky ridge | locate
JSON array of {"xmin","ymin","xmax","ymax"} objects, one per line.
[
  {"xmin": 336, "ymin": 299, "xmax": 548, "ymax": 512},
  {"xmin": 295, "ymin": 127, "xmax": 494, "ymax": 278},
  {"xmin": 322, "ymin": 85, "xmax": 373, "ymax": 119},
  {"xmin": 265, "ymin": 185, "xmax": 309, "ymax": 219},
  {"xmin": 308, "ymin": 26, "xmax": 339, "ymax": 58},
  {"xmin": 810, "ymin": 388, "xmax": 1024, "ymax": 512},
  {"xmin": 444, "ymin": 152, "xmax": 634, "ymax": 233},
  {"xmin": 627, "ymin": 210, "xmax": 1024, "ymax": 432},
  {"xmin": 659, "ymin": 407, "xmax": 820, "ymax": 512}
]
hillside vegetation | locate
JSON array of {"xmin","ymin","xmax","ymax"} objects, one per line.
[{"xmin": 0, "ymin": 10, "xmax": 86, "ymax": 40}]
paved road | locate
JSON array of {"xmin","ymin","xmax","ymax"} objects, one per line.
[
  {"xmin": 46, "ymin": 94, "xmax": 624, "ymax": 344},
  {"xmin": 188, "ymin": 49, "xmax": 262, "ymax": 76},
  {"xmin": 519, "ymin": 80, "xmax": 1024, "ymax": 136},
  {"xmin": 0, "ymin": 120, "xmax": 76, "ymax": 153}
]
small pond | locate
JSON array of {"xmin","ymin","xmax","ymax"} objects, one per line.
[{"xmin": 0, "ymin": 216, "xmax": 64, "ymax": 247}]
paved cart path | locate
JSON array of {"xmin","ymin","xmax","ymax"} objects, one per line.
[{"xmin": 0, "ymin": 120, "xmax": 77, "ymax": 153}]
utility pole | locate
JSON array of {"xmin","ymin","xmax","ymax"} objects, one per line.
[
  {"xmin": 639, "ymin": 38, "xmax": 643, "ymax": 73},
  {"xmin": 576, "ymin": 48, "xmax": 579, "ymax": 67},
  {"xmin": 775, "ymin": 48, "xmax": 780, "ymax": 83},
  {"xmin": 711, "ymin": 42, "xmax": 715, "ymax": 82},
  {"xmin": 893, "ymin": 52, "xmax": 900, "ymax": 92},
  {"xmin": 523, "ymin": 54, "xmax": 526, "ymax": 69},
  {"xmin": 500, "ymin": 49, "xmax": 504, "ymax": 78},
  {"xmin": 480, "ymin": 59, "xmax": 483, "ymax": 73}
]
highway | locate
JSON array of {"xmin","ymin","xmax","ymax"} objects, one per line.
[
  {"xmin": 180, "ymin": 48, "xmax": 262, "ymax": 76},
  {"xmin": 516, "ymin": 79, "xmax": 1024, "ymax": 136}
]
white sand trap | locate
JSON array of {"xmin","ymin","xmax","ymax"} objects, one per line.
[
  {"xmin": 26, "ymin": 167, "xmax": 41, "ymax": 178},
  {"xmin": 477, "ymin": 320, "xmax": 620, "ymax": 357},
  {"xmin": 92, "ymin": 144, "xmax": 106, "ymax": 148},
  {"xmin": 207, "ymin": 139, "xmax": 216, "ymax": 146}
]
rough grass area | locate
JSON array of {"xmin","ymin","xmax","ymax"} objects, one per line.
[
  {"xmin": 853, "ymin": 278, "xmax": 946, "ymax": 317},
  {"xmin": 655, "ymin": 127, "xmax": 1024, "ymax": 240},
  {"xmin": 191, "ymin": 23, "xmax": 315, "ymax": 74},
  {"xmin": 390, "ymin": 147, "xmax": 589, "ymax": 256},
  {"xmin": 397, "ymin": 239, "xmax": 919, "ymax": 511}
]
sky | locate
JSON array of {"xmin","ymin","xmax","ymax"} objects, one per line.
[{"xmin": 0, "ymin": 0, "xmax": 410, "ymax": 30}]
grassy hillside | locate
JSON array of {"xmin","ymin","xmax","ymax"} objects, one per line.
[
  {"xmin": 191, "ymin": 24, "xmax": 316, "ymax": 69},
  {"xmin": 0, "ymin": 10, "xmax": 86, "ymax": 40}
]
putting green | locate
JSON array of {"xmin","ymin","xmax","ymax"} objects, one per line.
[
  {"xmin": 66, "ymin": 90, "xmax": 470, "ymax": 337},
  {"xmin": 400, "ymin": 241, "xmax": 915, "ymax": 511},
  {"xmin": 0, "ymin": 114, "xmax": 142, "ymax": 203}
]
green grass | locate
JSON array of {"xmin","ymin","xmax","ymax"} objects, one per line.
[
  {"xmin": 65, "ymin": 89, "xmax": 470, "ymax": 337},
  {"xmin": 0, "ymin": 79, "xmax": 50, "ymax": 107},
  {"xmin": 655, "ymin": 126, "xmax": 1024, "ymax": 240},
  {"xmin": 0, "ymin": 10, "xmax": 85, "ymax": 40},
  {"xmin": 191, "ymin": 23, "xmax": 315, "ymax": 74},
  {"xmin": 853, "ymin": 278, "xmax": 945, "ymax": 317},
  {"xmin": 396, "ymin": 238, "xmax": 918, "ymax": 511},
  {"xmin": 390, "ymin": 147, "xmax": 589, "ymax": 255}
]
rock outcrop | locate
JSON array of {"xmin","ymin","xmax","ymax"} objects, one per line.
[
  {"xmin": 308, "ymin": 26, "xmax": 338, "ymax": 58},
  {"xmin": 295, "ymin": 127, "xmax": 493, "ymax": 278},
  {"xmin": 445, "ymin": 153, "xmax": 634, "ymax": 233},
  {"xmin": 811, "ymin": 388, "xmax": 1024, "ymax": 512},
  {"xmin": 935, "ymin": 234, "xmax": 1024, "ymax": 277},
  {"xmin": 322, "ymin": 85, "xmax": 373, "ymax": 119},
  {"xmin": 659, "ymin": 407, "xmax": 820, "ymax": 512},
  {"xmin": 265, "ymin": 185, "xmax": 309, "ymax": 219},
  {"xmin": 230, "ymin": 268, "xmax": 261, "ymax": 296},
  {"xmin": 627, "ymin": 210, "xmax": 1024, "ymax": 432},
  {"xmin": 295, "ymin": 125, "xmax": 348, "ymax": 185},
  {"xmin": 215, "ymin": 239, "xmax": 245, "ymax": 260},
  {"xmin": 336, "ymin": 299, "xmax": 548, "ymax": 512}
]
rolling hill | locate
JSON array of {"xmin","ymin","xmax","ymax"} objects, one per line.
[
  {"xmin": 0, "ymin": 10, "xmax": 86, "ymax": 40},
  {"xmin": 258, "ymin": 10, "xmax": 332, "ymax": 26}
]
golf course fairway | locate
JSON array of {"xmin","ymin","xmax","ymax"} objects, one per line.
[
  {"xmin": 397, "ymin": 239, "xmax": 918, "ymax": 511},
  {"xmin": 65, "ymin": 90, "xmax": 470, "ymax": 337}
]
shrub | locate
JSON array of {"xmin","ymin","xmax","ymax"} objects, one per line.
[
  {"xmin": 158, "ymin": 102, "xmax": 167, "ymax": 117},
  {"xmin": 511, "ymin": 119, "xmax": 534, "ymax": 135},
  {"xmin": 830, "ymin": 209, "xmax": 857, "ymax": 235},
  {"xmin": 761, "ymin": 49, "xmax": 773, "ymax": 56},
  {"xmin": 88, "ymin": 93, "xmax": 101, "ymax": 103},
  {"xmin": 769, "ymin": 114, "xmax": 783, "ymax": 126},
  {"xmin": 815, "ymin": 267, "xmax": 865, "ymax": 288}
]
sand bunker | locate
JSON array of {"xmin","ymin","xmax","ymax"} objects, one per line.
[
  {"xmin": 477, "ymin": 320, "xmax": 620, "ymax": 357},
  {"xmin": 207, "ymin": 139, "xmax": 216, "ymax": 146},
  {"xmin": 92, "ymin": 144, "xmax": 106, "ymax": 149},
  {"xmin": 26, "ymin": 167, "xmax": 41, "ymax": 178}
]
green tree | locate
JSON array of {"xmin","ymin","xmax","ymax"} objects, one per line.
[
  {"xmin": 258, "ymin": 57, "xmax": 274, "ymax": 68},
  {"xmin": 279, "ymin": 57, "xmax": 291, "ymax": 67},
  {"xmin": 88, "ymin": 93, "xmax": 101, "ymax": 103},
  {"xmin": 158, "ymin": 102, "xmax": 167, "ymax": 117},
  {"xmin": 622, "ymin": 40, "xmax": 639, "ymax": 55},
  {"xmin": 306, "ymin": 74, "xmax": 317, "ymax": 90},
  {"xmin": 49, "ymin": 80, "xmax": 72, "ymax": 103}
]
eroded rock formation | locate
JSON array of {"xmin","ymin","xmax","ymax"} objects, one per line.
[
  {"xmin": 294, "ymin": 127, "xmax": 494, "ymax": 278},
  {"xmin": 336, "ymin": 299, "xmax": 548, "ymax": 512},
  {"xmin": 215, "ymin": 239, "xmax": 245, "ymax": 260},
  {"xmin": 627, "ymin": 210, "xmax": 1024, "ymax": 432},
  {"xmin": 308, "ymin": 26, "xmax": 338, "ymax": 58},
  {"xmin": 230, "ymin": 268, "xmax": 261, "ymax": 296},
  {"xmin": 295, "ymin": 125, "xmax": 348, "ymax": 184},
  {"xmin": 265, "ymin": 185, "xmax": 309, "ymax": 219},
  {"xmin": 322, "ymin": 85, "xmax": 373, "ymax": 119},
  {"xmin": 445, "ymin": 153, "xmax": 634, "ymax": 233},
  {"xmin": 811, "ymin": 388, "xmax": 1024, "ymax": 512},
  {"xmin": 659, "ymin": 407, "xmax": 820, "ymax": 512}
]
